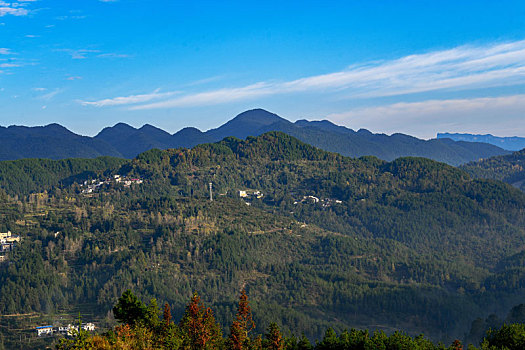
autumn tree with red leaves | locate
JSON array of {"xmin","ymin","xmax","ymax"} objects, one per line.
[
  {"xmin": 228, "ymin": 289, "xmax": 256, "ymax": 350},
  {"xmin": 179, "ymin": 293, "xmax": 223, "ymax": 350},
  {"xmin": 451, "ymin": 339, "xmax": 463, "ymax": 350},
  {"xmin": 163, "ymin": 302, "xmax": 172, "ymax": 326}
]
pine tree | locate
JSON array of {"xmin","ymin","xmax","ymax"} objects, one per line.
[
  {"xmin": 112, "ymin": 290, "xmax": 147, "ymax": 326},
  {"xmin": 163, "ymin": 302, "xmax": 172, "ymax": 326},
  {"xmin": 180, "ymin": 293, "xmax": 223, "ymax": 350},
  {"xmin": 263, "ymin": 323, "xmax": 284, "ymax": 350},
  {"xmin": 229, "ymin": 289, "xmax": 256, "ymax": 350}
]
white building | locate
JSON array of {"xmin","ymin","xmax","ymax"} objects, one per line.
[
  {"xmin": 36, "ymin": 326, "xmax": 53, "ymax": 337},
  {"xmin": 82, "ymin": 323, "xmax": 96, "ymax": 331}
]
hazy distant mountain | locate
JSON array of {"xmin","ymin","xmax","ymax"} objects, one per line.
[
  {"xmin": 438, "ymin": 132, "xmax": 525, "ymax": 151},
  {"xmin": 205, "ymin": 109, "xmax": 286, "ymax": 140},
  {"xmin": 0, "ymin": 124, "xmax": 121, "ymax": 160},
  {"xmin": 0, "ymin": 109, "xmax": 511, "ymax": 164},
  {"xmin": 96, "ymin": 123, "xmax": 173, "ymax": 158}
]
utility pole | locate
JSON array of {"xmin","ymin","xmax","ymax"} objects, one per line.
[{"xmin": 209, "ymin": 182, "xmax": 213, "ymax": 202}]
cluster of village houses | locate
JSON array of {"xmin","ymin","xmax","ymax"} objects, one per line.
[
  {"xmin": 238, "ymin": 190, "xmax": 263, "ymax": 205},
  {"xmin": 0, "ymin": 231, "xmax": 20, "ymax": 262},
  {"xmin": 81, "ymin": 175, "xmax": 143, "ymax": 194},
  {"xmin": 294, "ymin": 195, "xmax": 343, "ymax": 207},
  {"xmin": 237, "ymin": 190, "xmax": 343, "ymax": 208},
  {"xmin": 35, "ymin": 323, "xmax": 96, "ymax": 337}
]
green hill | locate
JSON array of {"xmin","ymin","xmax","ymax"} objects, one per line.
[
  {"xmin": 0, "ymin": 132, "xmax": 524, "ymax": 348},
  {"xmin": 460, "ymin": 148, "xmax": 525, "ymax": 192}
]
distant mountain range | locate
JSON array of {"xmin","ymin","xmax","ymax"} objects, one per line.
[
  {"xmin": 0, "ymin": 109, "xmax": 511, "ymax": 165},
  {"xmin": 438, "ymin": 132, "xmax": 525, "ymax": 151}
]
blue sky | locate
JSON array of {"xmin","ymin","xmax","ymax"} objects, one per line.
[{"xmin": 1, "ymin": 0, "xmax": 525, "ymax": 138}]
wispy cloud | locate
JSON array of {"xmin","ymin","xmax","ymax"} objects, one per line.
[
  {"xmin": 114, "ymin": 40, "xmax": 525, "ymax": 110},
  {"xmin": 80, "ymin": 89, "xmax": 180, "ymax": 107},
  {"xmin": 131, "ymin": 83, "xmax": 274, "ymax": 110},
  {"xmin": 57, "ymin": 49, "xmax": 131, "ymax": 60},
  {"xmin": 328, "ymin": 94, "xmax": 525, "ymax": 139},
  {"xmin": 0, "ymin": 62, "xmax": 20, "ymax": 68},
  {"xmin": 97, "ymin": 53, "xmax": 131, "ymax": 59},
  {"xmin": 0, "ymin": 48, "xmax": 12, "ymax": 55},
  {"xmin": 184, "ymin": 75, "xmax": 226, "ymax": 87},
  {"xmin": 0, "ymin": 0, "xmax": 36, "ymax": 17},
  {"xmin": 55, "ymin": 15, "xmax": 86, "ymax": 20},
  {"xmin": 56, "ymin": 49, "xmax": 100, "ymax": 60},
  {"xmin": 37, "ymin": 88, "xmax": 63, "ymax": 101}
]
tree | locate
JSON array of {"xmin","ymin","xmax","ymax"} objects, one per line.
[
  {"xmin": 145, "ymin": 298, "xmax": 160, "ymax": 329},
  {"xmin": 229, "ymin": 289, "xmax": 256, "ymax": 350},
  {"xmin": 450, "ymin": 339, "xmax": 463, "ymax": 350},
  {"xmin": 316, "ymin": 328, "xmax": 338, "ymax": 350},
  {"xmin": 112, "ymin": 290, "xmax": 147, "ymax": 326},
  {"xmin": 163, "ymin": 302, "xmax": 172, "ymax": 326},
  {"xmin": 179, "ymin": 293, "xmax": 223, "ymax": 350},
  {"xmin": 482, "ymin": 323, "xmax": 525, "ymax": 350},
  {"xmin": 263, "ymin": 323, "xmax": 284, "ymax": 350}
]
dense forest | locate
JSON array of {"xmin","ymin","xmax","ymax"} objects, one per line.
[
  {"xmin": 56, "ymin": 290, "xmax": 525, "ymax": 349},
  {"xmin": 461, "ymin": 149, "xmax": 525, "ymax": 192},
  {"xmin": 0, "ymin": 132, "xmax": 524, "ymax": 349}
]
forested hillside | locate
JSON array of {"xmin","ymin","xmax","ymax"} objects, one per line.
[
  {"xmin": 0, "ymin": 132, "xmax": 524, "ymax": 349},
  {"xmin": 461, "ymin": 149, "xmax": 525, "ymax": 192}
]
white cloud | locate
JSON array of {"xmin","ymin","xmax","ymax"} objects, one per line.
[
  {"xmin": 328, "ymin": 95, "xmax": 525, "ymax": 139},
  {"xmin": 123, "ymin": 40, "xmax": 525, "ymax": 110},
  {"xmin": 80, "ymin": 89, "xmax": 180, "ymax": 107},
  {"xmin": 57, "ymin": 49, "xmax": 131, "ymax": 60},
  {"xmin": 0, "ymin": 7, "xmax": 28, "ymax": 17},
  {"xmin": 56, "ymin": 49, "xmax": 100, "ymax": 60},
  {"xmin": 0, "ymin": 0, "xmax": 36, "ymax": 17},
  {"xmin": 54, "ymin": 15, "xmax": 87, "ymax": 20},
  {"xmin": 97, "ymin": 53, "xmax": 130, "ymax": 59},
  {"xmin": 0, "ymin": 62, "xmax": 19, "ymax": 67},
  {"xmin": 0, "ymin": 48, "xmax": 12, "ymax": 55},
  {"xmin": 130, "ymin": 83, "xmax": 273, "ymax": 110},
  {"xmin": 38, "ymin": 88, "xmax": 63, "ymax": 101}
]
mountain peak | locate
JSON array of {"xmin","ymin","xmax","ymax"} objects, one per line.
[
  {"xmin": 138, "ymin": 124, "xmax": 171, "ymax": 137},
  {"xmin": 206, "ymin": 109, "xmax": 287, "ymax": 140},
  {"xmin": 112, "ymin": 122, "xmax": 136, "ymax": 130},
  {"xmin": 95, "ymin": 123, "xmax": 137, "ymax": 140},
  {"xmin": 232, "ymin": 108, "xmax": 283, "ymax": 123}
]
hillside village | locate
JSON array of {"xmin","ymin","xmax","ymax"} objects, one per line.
[
  {"xmin": 237, "ymin": 189, "xmax": 343, "ymax": 209},
  {"xmin": 294, "ymin": 195, "xmax": 343, "ymax": 208},
  {"xmin": 80, "ymin": 175, "xmax": 143, "ymax": 194},
  {"xmin": 36, "ymin": 322, "xmax": 96, "ymax": 337},
  {"xmin": 0, "ymin": 231, "xmax": 20, "ymax": 262}
]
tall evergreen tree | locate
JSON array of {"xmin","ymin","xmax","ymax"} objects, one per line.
[
  {"xmin": 112, "ymin": 290, "xmax": 147, "ymax": 326},
  {"xmin": 179, "ymin": 293, "xmax": 223, "ymax": 350},
  {"xmin": 229, "ymin": 289, "xmax": 256, "ymax": 350},
  {"xmin": 263, "ymin": 323, "xmax": 284, "ymax": 350}
]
